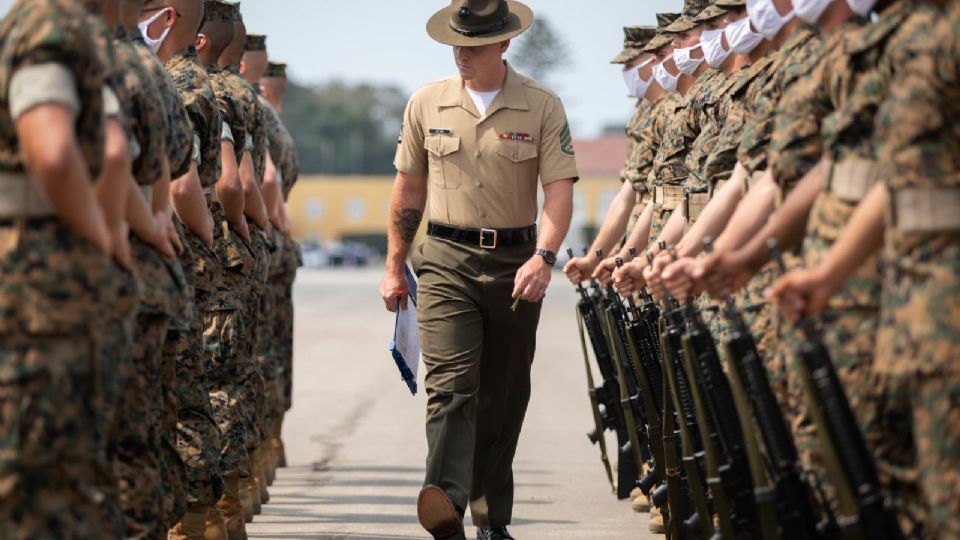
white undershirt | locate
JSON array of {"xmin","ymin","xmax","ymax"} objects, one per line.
[{"xmin": 466, "ymin": 87, "xmax": 500, "ymax": 116}]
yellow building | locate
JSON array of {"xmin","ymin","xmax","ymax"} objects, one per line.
[{"xmin": 287, "ymin": 175, "xmax": 623, "ymax": 249}]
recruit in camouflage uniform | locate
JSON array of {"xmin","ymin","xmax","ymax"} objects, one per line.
[
  {"xmin": 261, "ymin": 60, "xmax": 301, "ymax": 466},
  {"xmin": 873, "ymin": 2, "xmax": 960, "ymax": 536},
  {"xmin": 196, "ymin": 2, "xmax": 259, "ymax": 534},
  {"xmin": 221, "ymin": 25, "xmax": 275, "ymax": 511},
  {"xmin": 111, "ymin": 17, "xmax": 192, "ymax": 538},
  {"xmin": 0, "ymin": 0, "xmax": 120, "ymax": 537}
]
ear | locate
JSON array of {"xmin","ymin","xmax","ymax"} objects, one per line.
[
  {"xmin": 500, "ymin": 39, "xmax": 510, "ymax": 54},
  {"xmin": 196, "ymin": 33, "xmax": 207, "ymax": 51},
  {"xmin": 163, "ymin": 6, "xmax": 177, "ymax": 29},
  {"xmin": 240, "ymin": 59, "xmax": 248, "ymax": 75}
]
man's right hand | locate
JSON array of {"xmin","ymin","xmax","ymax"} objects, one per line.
[
  {"xmin": 591, "ymin": 256, "xmax": 621, "ymax": 287},
  {"xmin": 562, "ymin": 256, "xmax": 597, "ymax": 285},
  {"xmin": 693, "ymin": 248, "xmax": 759, "ymax": 300},
  {"xmin": 613, "ymin": 258, "xmax": 646, "ymax": 296},
  {"xmin": 380, "ymin": 269, "xmax": 409, "ymax": 312}
]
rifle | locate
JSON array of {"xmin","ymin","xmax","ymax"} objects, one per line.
[
  {"xmin": 768, "ymin": 239, "xmax": 903, "ymax": 540},
  {"xmin": 568, "ymin": 248, "xmax": 639, "ymax": 500},
  {"xmin": 654, "ymin": 246, "xmax": 715, "ymax": 540}
]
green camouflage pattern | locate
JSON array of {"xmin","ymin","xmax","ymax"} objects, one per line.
[
  {"xmin": 698, "ymin": 50, "xmax": 780, "ymax": 192},
  {"xmin": 636, "ymin": 93, "xmax": 681, "ymax": 197},
  {"xmin": 132, "ymin": 38, "xmax": 194, "ymax": 180},
  {"xmin": 768, "ymin": 18, "xmax": 869, "ymax": 195},
  {"xmin": 621, "ymin": 99, "xmax": 653, "ymax": 191},
  {"xmin": 737, "ymin": 26, "xmax": 818, "ymax": 174},
  {"xmin": 207, "ymin": 65, "xmax": 247, "ymax": 165},
  {"xmin": 869, "ymin": 9, "xmax": 960, "ymax": 534},
  {"xmin": 224, "ymin": 66, "xmax": 268, "ymax": 181},
  {"xmin": 113, "ymin": 30, "xmax": 166, "ymax": 187},
  {"xmin": 0, "ymin": 221, "xmax": 120, "ymax": 538},
  {"xmin": 166, "ymin": 45, "xmax": 223, "ymax": 188},
  {"xmin": 648, "ymin": 69, "xmax": 725, "ymax": 189},
  {"xmin": 0, "ymin": 0, "xmax": 106, "ymax": 176}
]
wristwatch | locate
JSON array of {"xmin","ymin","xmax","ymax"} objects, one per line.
[{"xmin": 535, "ymin": 247, "xmax": 557, "ymax": 266}]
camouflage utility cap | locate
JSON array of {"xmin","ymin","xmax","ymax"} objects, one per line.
[
  {"xmin": 666, "ymin": 0, "xmax": 712, "ymax": 33},
  {"xmin": 204, "ymin": 0, "xmax": 237, "ymax": 23},
  {"xmin": 642, "ymin": 12, "xmax": 682, "ymax": 53},
  {"xmin": 244, "ymin": 34, "xmax": 265, "ymax": 51},
  {"xmin": 264, "ymin": 62, "xmax": 286, "ymax": 79},
  {"xmin": 612, "ymin": 26, "xmax": 657, "ymax": 64}
]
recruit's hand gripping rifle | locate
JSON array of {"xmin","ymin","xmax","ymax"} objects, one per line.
[{"xmin": 768, "ymin": 240, "xmax": 903, "ymax": 540}]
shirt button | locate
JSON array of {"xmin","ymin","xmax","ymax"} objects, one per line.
[
  {"xmin": 476, "ymin": 182, "xmax": 483, "ymax": 188},
  {"xmin": 480, "ymin": 211, "xmax": 486, "ymax": 218},
  {"xmin": 475, "ymin": 152, "xmax": 481, "ymax": 158}
]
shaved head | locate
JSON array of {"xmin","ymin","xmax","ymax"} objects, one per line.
[
  {"xmin": 198, "ymin": 20, "xmax": 234, "ymax": 63},
  {"xmin": 241, "ymin": 49, "xmax": 267, "ymax": 84},
  {"xmin": 141, "ymin": 0, "xmax": 204, "ymax": 60},
  {"xmin": 219, "ymin": 20, "xmax": 246, "ymax": 68}
]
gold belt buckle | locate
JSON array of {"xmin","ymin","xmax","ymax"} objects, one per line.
[{"xmin": 480, "ymin": 228, "xmax": 498, "ymax": 249}]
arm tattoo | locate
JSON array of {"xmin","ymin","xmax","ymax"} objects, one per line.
[{"xmin": 394, "ymin": 208, "xmax": 423, "ymax": 244}]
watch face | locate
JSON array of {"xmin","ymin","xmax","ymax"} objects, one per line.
[{"xmin": 538, "ymin": 248, "xmax": 556, "ymax": 265}]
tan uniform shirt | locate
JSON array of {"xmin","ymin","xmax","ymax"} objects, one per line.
[{"xmin": 394, "ymin": 62, "xmax": 578, "ymax": 229}]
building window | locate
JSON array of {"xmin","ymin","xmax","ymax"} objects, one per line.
[
  {"xmin": 346, "ymin": 197, "xmax": 366, "ymax": 224},
  {"xmin": 306, "ymin": 198, "xmax": 325, "ymax": 221}
]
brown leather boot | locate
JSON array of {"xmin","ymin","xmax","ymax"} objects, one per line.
[
  {"xmin": 203, "ymin": 506, "xmax": 229, "ymax": 540},
  {"xmin": 170, "ymin": 505, "xmax": 209, "ymax": 540},
  {"xmin": 259, "ymin": 447, "xmax": 275, "ymax": 490},
  {"xmin": 239, "ymin": 475, "xmax": 256, "ymax": 522},
  {"xmin": 254, "ymin": 450, "xmax": 270, "ymax": 504},
  {"xmin": 270, "ymin": 418, "xmax": 286, "ymax": 468},
  {"xmin": 216, "ymin": 474, "xmax": 247, "ymax": 540}
]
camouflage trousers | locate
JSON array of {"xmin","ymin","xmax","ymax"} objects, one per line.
[
  {"xmin": 648, "ymin": 207, "xmax": 672, "ymax": 248},
  {"xmin": 274, "ymin": 273, "xmax": 296, "ymax": 412},
  {"xmin": 738, "ymin": 263, "xmax": 785, "ymax": 409},
  {"xmin": 0, "ymin": 221, "xmax": 119, "ymax": 539},
  {"xmin": 874, "ymin": 230, "xmax": 960, "ymax": 539},
  {"xmin": 203, "ymin": 306, "xmax": 250, "ymax": 478},
  {"xmin": 168, "ymin": 321, "xmax": 222, "ymax": 507}
]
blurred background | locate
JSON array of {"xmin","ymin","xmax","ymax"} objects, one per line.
[{"xmin": 0, "ymin": 0, "xmax": 682, "ymax": 267}]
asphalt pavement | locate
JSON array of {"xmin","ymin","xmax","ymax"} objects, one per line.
[{"xmin": 247, "ymin": 268, "xmax": 658, "ymax": 539}]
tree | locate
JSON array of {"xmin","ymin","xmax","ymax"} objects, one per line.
[
  {"xmin": 280, "ymin": 80, "xmax": 407, "ymax": 175},
  {"xmin": 508, "ymin": 16, "xmax": 571, "ymax": 85}
]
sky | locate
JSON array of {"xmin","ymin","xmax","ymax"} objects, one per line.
[{"xmin": 0, "ymin": 0, "xmax": 683, "ymax": 138}]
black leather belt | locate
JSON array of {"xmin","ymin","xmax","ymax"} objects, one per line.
[{"xmin": 427, "ymin": 221, "xmax": 536, "ymax": 249}]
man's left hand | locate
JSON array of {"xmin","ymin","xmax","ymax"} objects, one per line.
[{"xmin": 513, "ymin": 255, "xmax": 552, "ymax": 303}]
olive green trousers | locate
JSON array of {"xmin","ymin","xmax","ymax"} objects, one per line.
[{"xmin": 412, "ymin": 235, "xmax": 542, "ymax": 530}]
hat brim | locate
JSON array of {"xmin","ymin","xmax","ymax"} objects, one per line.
[
  {"xmin": 641, "ymin": 33, "xmax": 674, "ymax": 53},
  {"xmin": 427, "ymin": 1, "xmax": 534, "ymax": 47},
  {"xmin": 693, "ymin": 5, "xmax": 728, "ymax": 23},
  {"xmin": 664, "ymin": 14, "xmax": 696, "ymax": 33},
  {"xmin": 611, "ymin": 47, "xmax": 643, "ymax": 64}
]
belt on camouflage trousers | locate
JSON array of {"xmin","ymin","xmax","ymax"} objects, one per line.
[
  {"xmin": 636, "ymin": 189, "xmax": 652, "ymax": 206},
  {"xmin": 0, "ymin": 170, "xmax": 55, "ymax": 218},
  {"xmin": 684, "ymin": 179, "xmax": 728, "ymax": 224},
  {"xmin": 822, "ymin": 156, "xmax": 880, "ymax": 203},
  {"xmin": 653, "ymin": 184, "xmax": 684, "ymax": 211},
  {"xmin": 889, "ymin": 187, "xmax": 960, "ymax": 233},
  {"xmin": 202, "ymin": 184, "xmax": 220, "ymax": 206}
]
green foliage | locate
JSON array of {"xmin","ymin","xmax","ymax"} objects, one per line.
[
  {"xmin": 508, "ymin": 17, "xmax": 571, "ymax": 85},
  {"xmin": 280, "ymin": 80, "xmax": 407, "ymax": 174}
]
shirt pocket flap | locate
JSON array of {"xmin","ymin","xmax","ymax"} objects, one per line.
[
  {"xmin": 426, "ymin": 135, "xmax": 461, "ymax": 157},
  {"xmin": 496, "ymin": 139, "xmax": 539, "ymax": 162}
]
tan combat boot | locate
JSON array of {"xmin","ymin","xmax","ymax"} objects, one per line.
[
  {"xmin": 239, "ymin": 475, "xmax": 257, "ymax": 521},
  {"xmin": 270, "ymin": 419, "xmax": 286, "ymax": 468},
  {"xmin": 170, "ymin": 505, "xmax": 209, "ymax": 540},
  {"xmin": 630, "ymin": 487, "xmax": 643, "ymax": 500},
  {"xmin": 216, "ymin": 474, "xmax": 247, "ymax": 540},
  {"xmin": 649, "ymin": 513, "xmax": 666, "ymax": 534},
  {"xmin": 261, "ymin": 445, "xmax": 276, "ymax": 486},
  {"xmin": 255, "ymin": 450, "xmax": 270, "ymax": 503},
  {"xmin": 631, "ymin": 494, "xmax": 651, "ymax": 513},
  {"xmin": 203, "ymin": 506, "xmax": 229, "ymax": 540}
]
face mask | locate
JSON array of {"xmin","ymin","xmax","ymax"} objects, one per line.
[
  {"xmin": 700, "ymin": 28, "xmax": 732, "ymax": 68},
  {"xmin": 138, "ymin": 8, "xmax": 172, "ymax": 55},
  {"xmin": 845, "ymin": 0, "xmax": 877, "ymax": 16},
  {"xmin": 725, "ymin": 16, "xmax": 765, "ymax": 55},
  {"xmin": 654, "ymin": 57, "xmax": 679, "ymax": 93},
  {"xmin": 794, "ymin": 0, "xmax": 833, "ymax": 24},
  {"xmin": 674, "ymin": 44, "xmax": 704, "ymax": 76},
  {"xmin": 622, "ymin": 58, "xmax": 656, "ymax": 98},
  {"xmin": 748, "ymin": 0, "xmax": 795, "ymax": 39}
]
